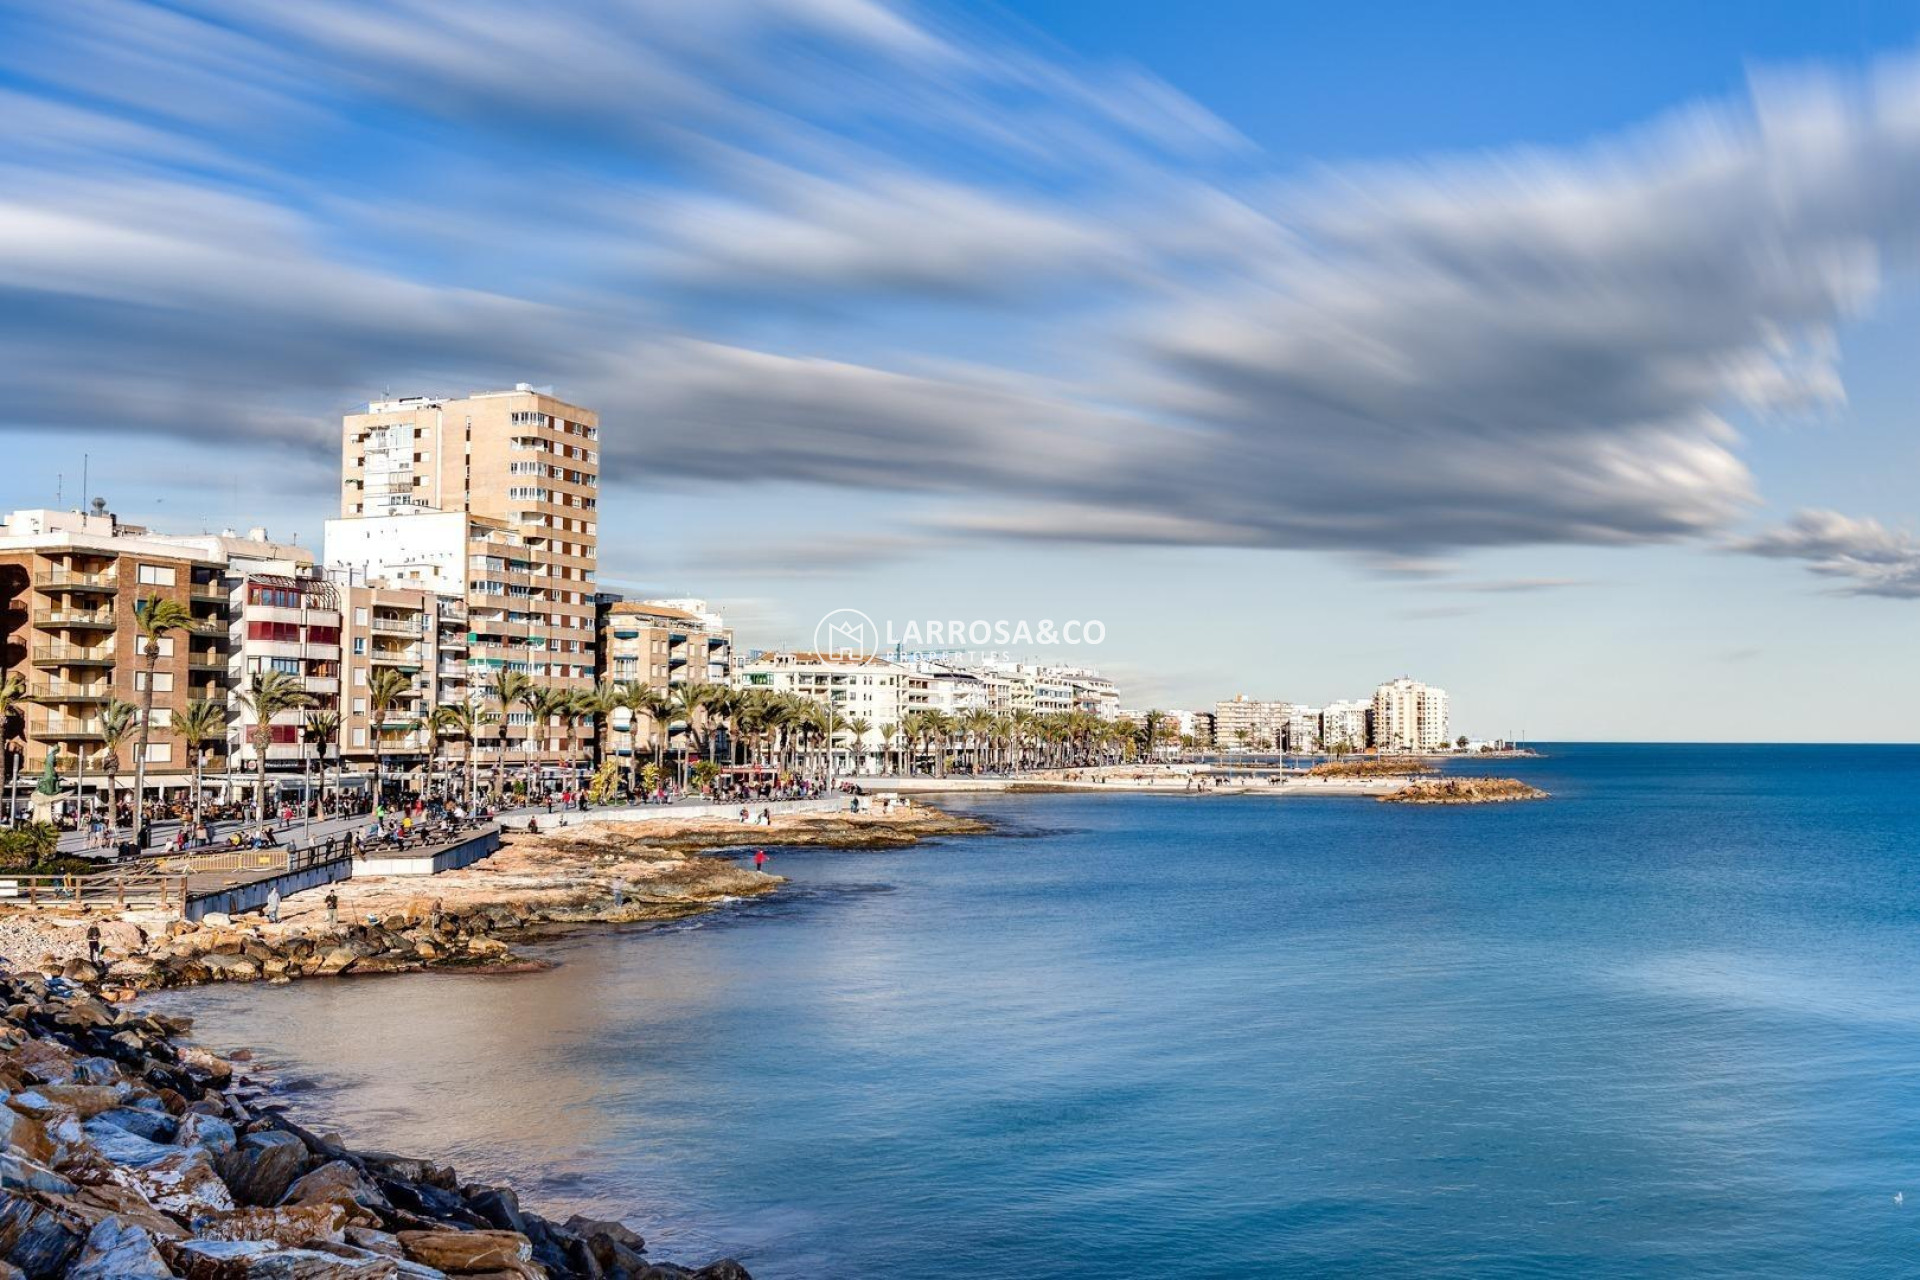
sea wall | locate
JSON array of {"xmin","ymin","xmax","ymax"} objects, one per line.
[{"xmin": 183, "ymin": 860, "xmax": 355, "ymax": 924}]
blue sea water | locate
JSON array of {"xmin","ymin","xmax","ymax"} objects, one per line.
[{"xmin": 170, "ymin": 745, "xmax": 1920, "ymax": 1278}]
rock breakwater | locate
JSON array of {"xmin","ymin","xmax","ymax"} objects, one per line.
[
  {"xmin": 1381, "ymin": 777, "xmax": 1549, "ymax": 805},
  {"xmin": 0, "ymin": 969, "xmax": 750, "ymax": 1278}
]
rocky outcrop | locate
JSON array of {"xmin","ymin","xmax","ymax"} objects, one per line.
[
  {"xmin": 1381, "ymin": 777, "xmax": 1549, "ymax": 804},
  {"xmin": 0, "ymin": 971, "xmax": 751, "ymax": 1279}
]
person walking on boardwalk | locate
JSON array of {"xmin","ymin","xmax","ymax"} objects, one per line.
[
  {"xmin": 325, "ymin": 889, "xmax": 338, "ymax": 927},
  {"xmin": 265, "ymin": 886, "xmax": 281, "ymax": 924}
]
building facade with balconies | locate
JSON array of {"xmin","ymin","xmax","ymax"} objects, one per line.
[{"xmin": 0, "ymin": 506, "xmax": 311, "ymax": 811}]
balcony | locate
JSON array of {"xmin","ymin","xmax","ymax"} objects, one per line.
[
  {"xmin": 23, "ymin": 683, "xmax": 112, "ymax": 704},
  {"xmin": 188, "ymin": 615, "xmax": 227, "ymax": 635},
  {"xmin": 371, "ymin": 617, "xmax": 421, "ymax": 636},
  {"xmin": 38, "ymin": 721, "xmax": 105, "ymax": 742},
  {"xmin": 33, "ymin": 568, "xmax": 117, "ymax": 593},
  {"xmin": 31, "ymin": 643, "xmax": 115, "ymax": 668},
  {"xmin": 32, "ymin": 607, "xmax": 116, "ymax": 630},
  {"xmin": 191, "ymin": 582, "xmax": 228, "ymax": 602},
  {"xmin": 187, "ymin": 653, "xmax": 227, "ymax": 672},
  {"xmin": 370, "ymin": 650, "xmax": 424, "ymax": 670}
]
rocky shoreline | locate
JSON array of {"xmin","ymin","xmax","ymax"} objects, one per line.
[
  {"xmin": 0, "ymin": 967, "xmax": 749, "ymax": 1278},
  {"xmin": 0, "ymin": 803, "xmax": 999, "ymax": 1277},
  {"xmin": 1380, "ymin": 777, "xmax": 1549, "ymax": 805}
]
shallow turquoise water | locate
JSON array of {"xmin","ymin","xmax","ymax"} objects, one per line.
[{"xmin": 171, "ymin": 745, "xmax": 1920, "ymax": 1277}]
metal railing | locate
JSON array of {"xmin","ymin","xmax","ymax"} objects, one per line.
[
  {"xmin": 32, "ymin": 608, "xmax": 114, "ymax": 628},
  {"xmin": 33, "ymin": 569, "xmax": 118, "ymax": 591},
  {"xmin": 31, "ymin": 644, "xmax": 115, "ymax": 665},
  {"xmin": 23, "ymin": 683, "xmax": 111, "ymax": 702}
]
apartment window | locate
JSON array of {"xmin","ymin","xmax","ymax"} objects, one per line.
[
  {"xmin": 152, "ymin": 637, "xmax": 175, "ymax": 658},
  {"xmin": 353, "ymin": 699, "xmax": 367, "ymax": 714},
  {"xmin": 136, "ymin": 564, "xmax": 177, "ymax": 586},
  {"xmin": 353, "ymin": 637, "xmax": 365, "ymax": 655},
  {"xmin": 355, "ymin": 608, "xmax": 368, "ymax": 625},
  {"xmin": 268, "ymin": 657, "xmax": 299, "ymax": 675},
  {"xmin": 354, "ymin": 668, "xmax": 367, "ymax": 687},
  {"xmin": 144, "ymin": 708, "xmax": 173, "ymax": 728},
  {"xmin": 352, "ymin": 728, "xmax": 367, "ymax": 747},
  {"xmin": 135, "ymin": 671, "xmax": 174, "ymax": 693},
  {"xmin": 142, "ymin": 743, "xmax": 172, "ymax": 764}
]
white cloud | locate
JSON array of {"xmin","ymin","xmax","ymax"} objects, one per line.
[{"xmin": 1736, "ymin": 509, "xmax": 1920, "ymax": 598}]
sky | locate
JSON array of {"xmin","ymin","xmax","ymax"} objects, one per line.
[{"xmin": 3, "ymin": 0, "xmax": 1920, "ymax": 740}]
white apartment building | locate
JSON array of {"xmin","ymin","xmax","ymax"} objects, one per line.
[
  {"xmin": 1320, "ymin": 699, "xmax": 1371, "ymax": 753},
  {"xmin": 1213, "ymin": 695, "xmax": 1290, "ymax": 750},
  {"xmin": 1372, "ymin": 677, "xmax": 1450, "ymax": 751},
  {"xmin": 1283, "ymin": 705, "xmax": 1322, "ymax": 753}
]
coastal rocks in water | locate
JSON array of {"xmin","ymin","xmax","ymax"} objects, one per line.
[
  {"xmin": 223, "ymin": 1131, "xmax": 310, "ymax": 1207},
  {"xmin": 169, "ymin": 1237, "xmax": 397, "ymax": 1278},
  {"xmin": 1381, "ymin": 777, "xmax": 1548, "ymax": 805},
  {"xmin": 123, "ymin": 1147, "xmax": 235, "ymax": 1218},
  {"xmin": 191, "ymin": 1203, "xmax": 347, "ymax": 1249}
]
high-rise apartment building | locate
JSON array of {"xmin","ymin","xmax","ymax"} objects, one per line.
[
  {"xmin": 597, "ymin": 599, "xmax": 734, "ymax": 767},
  {"xmin": 330, "ymin": 386, "xmax": 601, "ymax": 774},
  {"xmin": 1371, "ymin": 677, "xmax": 1449, "ymax": 751},
  {"xmin": 1320, "ymin": 699, "xmax": 1371, "ymax": 753}
]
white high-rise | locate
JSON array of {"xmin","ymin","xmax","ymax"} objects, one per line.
[{"xmin": 1371, "ymin": 677, "xmax": 1449, "ymax": 751}]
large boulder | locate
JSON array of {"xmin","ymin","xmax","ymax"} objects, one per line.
[
  {"xmin": 192, "ymin": 1203, "xmax": 348, "ymax": 1249},
  {"xmin": 119, "ymin": 1146, "xmax": 234, "ymax": 1218},
  {"xmin": 396, "ymin": 1229, "xmax": 533, "ymax": 1274},
  {"xmin": 22, "ymin": 1085, "xmax": 122, "ymax": 1119},
  {"xmin": 65, "ymin": 1215, "xmax": 171, "ymax": 1280},
  {"xmin": 0, "ymin": 1110, "xmax": 55, "ymax": 1164},
  {"xmin": 179, "ymin": 1112, "xmax": 239, "ymax": 1156},
  {"xmin": 0, "ymin": 1155, "xmax": 72, "ymax": 1197},
  {"xmin": 0, "ymin": 1189, "xmax": 84, "ymax": 1278},
  {"xmin": 284, "ymin": 1162, "xmax": 390, "ymax": 1222},
  {"xmin": 94, "ymin": 1106, "xmax": 177, "ymax": 1143},
  {"xmin": 96, "ymin": 921, "xmax": 146, "ymax": 954},
  {"xmin": 224, "ymin": 1131, "xmax": 310, "ymax": 1207},
  {"xmin": 82, "ymin": 1117, "xmax": 176, "ymax": 1167},
  {"xmin": 169, "ymin": 1237, "xmax": 401, "ymax": 1278}
]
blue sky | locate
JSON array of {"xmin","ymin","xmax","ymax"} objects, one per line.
[{"xmin": 4, "ymin": 0, "xmax": 1920, "ymax": 739}]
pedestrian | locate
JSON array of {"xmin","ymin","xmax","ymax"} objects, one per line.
[
  {"xmin": 611, "ymin": 878, "xmax": 625, "ymax": 910},
  {"xmin": 85, "ymin": 922, "xmax": 101, "ymax": 965},
  {"xmin": 265, "ymin": 887, "xmax": 280, "ymax": 924},
  {"xmin": 753, "ymin": 849, "xmax": 768, "ymax": 871},
  {"xmin": 325, "ymin": 889, "xmax": 338, "ymax": 927}
]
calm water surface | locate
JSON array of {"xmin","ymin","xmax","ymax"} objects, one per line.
[{"xmin": 166, "ymin": 745, "xmax": 1920, "ymax": 1278}]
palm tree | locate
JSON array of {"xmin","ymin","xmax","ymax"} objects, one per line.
[
  {"xmin": 0, "ymin": 673, "xmax": 25, "ymax": 826},
  {"xmin": 175, "ymin": 699, "xmax": 228, "ymax": 827},
  {"xmin": 366, "ymin": 666, "xmax": 415, "ymax": 807},
  {"xmin": 877, "ymin": 720, "xmax": 898, "ymax": 776},
  {"xmin": 130, "ymin": 594, "xmax": 193, "ymax": 844},
  {"xmin": 303, "ymin": 710, "xmax": 340, "ymax": 816},
  {"xmin": 234, "ymin": 670, "xmax": 313, "ymax": 822},
  {"xmin": 520, "ymin": 685, "xmax": 570, "ymax": 797},
  {"xmin": 961, "ymin": 709, "xmax": 995, "ymax": 774},
  {"xmin": 843, "ymin": 715, "xmax": 873, "ymax": 774},
  {"xmin": 484, "ymin": 669, "xmax": 533, "ymax": 801},
  {"xmin": 95, "ymin": 699, "xmax": 140, "ymax": 842},
  {"xmin": 433, "ymin": 699, "xmax": 488, "ymax": 809},
  {"xmin": 1141, "ymin": 709, "xmax": 1164, "ymax": 763}
]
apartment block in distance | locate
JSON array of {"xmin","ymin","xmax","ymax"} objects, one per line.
[
  {"xmin": 598, "ymin": 598, "xmax": 734, "ymax": 766},
  {"xmin": 1371, "ymin": 677, "xmax": 1450, "ymax": 751}
]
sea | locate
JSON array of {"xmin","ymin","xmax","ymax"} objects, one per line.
[{"xmin": 165, "ymin": 744, "xmax": 1920, "ymax": 1278}]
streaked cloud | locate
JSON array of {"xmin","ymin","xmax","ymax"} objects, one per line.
[
  {"xmin": 2, "ymin": 1, "xmax": 1918, "ymax": 564},
  {"xmin": 1735, "ymin": 509, "xmax": 1920, "ymax": 598}
]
